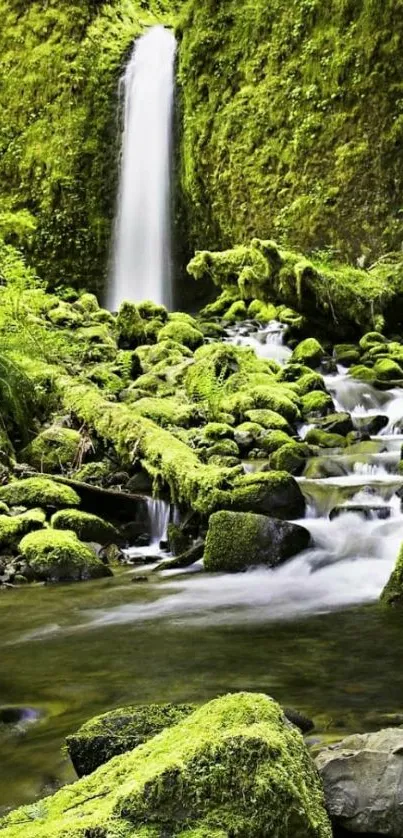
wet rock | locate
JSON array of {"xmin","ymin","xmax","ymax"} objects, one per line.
[
  {"xmin": 354, "ymin": 414, "xmax": 389, "ymax": 436},
  {"xmin": 283, "ymin": 707, "xmax": 315, "ymax": 733},
  {"xmin": 316, "ymin": 727, "xmax": 403, "ymax": 836},
  {"xmin": 220, "ymin": 470, "xmax": 306, "ymax": 519},
  {"xmin": 204, "ymin": 510, "xmax": 310, "ymax": 572},
  {"xmin": 19, "ymin": 529, "xmax": 112, "ymax": 583},
  {"xmin": 67, "ymin": 702, "xmax": 196, "ymax": 777},
  {"xmin": 312, "ymin": 412, "xmax": 354, "ymax": 436},
  {"xmin": 381, "ymin": 543, "xmax": 403, "ymax": 606},
  {"xmin": 330, "ymin": 504, "xmax": 391, "ymax": 521}
]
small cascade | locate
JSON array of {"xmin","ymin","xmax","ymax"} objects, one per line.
[
  {"xmin": 147, "ymin": 498, "xmax": 170, "ymax": 547},
  {"xmin": 225, "ymin": 320, "xmax": 292, "ymax": 364},
  {"xmin": 108, "ymin": 26, "xmax": 176, "ymax": 311}
]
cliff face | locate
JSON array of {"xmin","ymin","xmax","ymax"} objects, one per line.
[
  {"xmin": 177, "ymin": 0, "xmax": 403, "ymax": 263},
  {"xmin": 0, "ymin": 0, "xmax": 174, "ymax": 294},
  {"xmin": 1, "ymin": 0, "xmax": 403, "ymax": 293}
]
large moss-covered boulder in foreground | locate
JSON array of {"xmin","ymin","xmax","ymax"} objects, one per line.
[
  {"xmin": 380, "ymin": 543, "xmax": 403, "ymax": 606},
  {"xmin": 51, "ymin": 509, "xmax": 119, "ymax": 545},
  {"xmin": 0, "ymin": 478, "xmax": 80, "ymax": 510},
  {"xmin": 67, "ymin": 703, "xmax": 195, "ymax": 777},
  {"xmin": 19, "ymin": 529, "xmax": 111, "ymax": 583},
  {"xmin": 204, "ymin": 510, "xmax": 310, "ymax": 572},
  {"xmin": 0, "ymin": 693, "xmax": 331, "ymax": 838},
  {"xmin": 21, "ymin": 426, "xmax": 83, "ymax": 473}
]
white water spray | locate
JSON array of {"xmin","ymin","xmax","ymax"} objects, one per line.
[{"xmin": 108, "ymin": 26, "xmax": 176, "ymax": 311}]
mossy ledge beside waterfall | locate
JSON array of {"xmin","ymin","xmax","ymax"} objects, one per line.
[{"xmin": 108, "ymin": 26, "xmax": 176, "ymax": 311}]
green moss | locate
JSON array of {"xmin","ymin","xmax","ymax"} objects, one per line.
[
  {"xmin": 349, "ymin": 364, "xmax": 377, "ymax": 382},
  {"xmin": 51, "ymin": 509, "xmax": 119, "ymax": 545},
  {"xmin": 381, "ymin": 543, "xmax": 403, "ymax": 606},
  {"xmin": 47, "ymin": 304, "xmax": 83, "ymax": 329},
  {"xmin": 222, "ymin": 384, "xmax": 301, "ymax": 424},
  {"xmin": 291, "ymin": 338, "xmax": 325, "ymax": 369},
  {"xmin": 260, "ymin": 430, "xmax": 293, "ymax": 454},
  {"xmin": 157, "ymin": 320, "xmax": 204, "ymax": 350},
  {"xmin": 0, "ymin": 509, "xmax": 45, "ymax": 549},
  {"xmin": 216, "ymin": 470, "xmax": 305, "ymax": 518},
  {"xmin": 205, "ymin": 439, "xmax": 239, "ymax": 459},
  {"xmin": 21, "ymin": 426, "xmax": 82, "ymax": 473},
  {"xmin": 131, "ymin": 397, "xmax": 200, "ymax": 429},
  {"xmin": 84, "ymin": 363, "xmax": 124, "ymax": 396},
  {"xmin": 244, "ymin": 408, "xmax": 290, "ymax": 431},
  {"xmin": 137, "ymin": 301, "xmax": 168, "ymax": 322},
  {"xmin": 373, "ymin": 357, "xmax": 403, "ymax": 381},
  {"xmin": 305, "ymin": 429, "xmax": 347, "ymax": 448},
  {"xmin": 116, "ymin": 302, "xmax": 146, "ymax": 349},
  {"xmin": 359, "ymin": 332, "xmax": 387, "ymax": 351},
  {"xmin": 0, "ymin": 477, "xmax": 80, "ymax": 509},
  {"xmin": 67, "ymin": 702, "xmax": 195, "ymax": 777},
  {"xmin": 333, "ymin": 344, "xmax": 361, "ymax": 367},
  {"xmin": 77, "ymin": 325, "xmax": 117, "ymax": 363},
  {"xmin": 222, "ymin": 299, "xmax": 248, "ymax": 323},
  {"xmin": 270, "ymin": 441, "xmax": 309, "ymax": 475},
  {"xmin": 19, "ymin": 529, "xmax": 111, "ymax": 583},
  {"xmin": 247, "ymin": 299, "xmax": 277, "ymax": 322},
  {"xmin": 205, "ymin": 510, "xmax": 309, "ymax": 572},
  {"xmin": 199, "ymin": 288, "xmax": 240, "ymax": 318},
  {"xmin": 201, "ymin": 422, "xmax": 234, "ymax": 441},
  {"xmin": 73, "ymin": 461, "xmax": 113, "ymax": 485},
  {"xmin": 289, "ymin": 372, "xmax": 326, "ymax": 396},
  {"xmin": 300, "ymin": 390, "xmax": 334, "ymax": 419},
  {"xmin": 0, "ymin": 692, "xmax": 331, "ymax": 838},
  {"xmin": 75, "ymin": 293, "xmax": 99, "ymax": 314}
]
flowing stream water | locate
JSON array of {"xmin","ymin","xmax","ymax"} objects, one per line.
[
  {"xmin": 2, "ymin": 321, "xmax": 403, "ymax": 811},
  {"xmin": 108, "ymin": 26, "xmax": 176, "ymax": 311}
]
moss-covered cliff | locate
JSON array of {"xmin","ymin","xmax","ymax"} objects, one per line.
[
  {"xmin": 0, "ymin": 0, "xmax": 174, "ymax": 294},
  {"xmin": 178, "ymin": 0, "xmax": 403, "ymax": 262}
]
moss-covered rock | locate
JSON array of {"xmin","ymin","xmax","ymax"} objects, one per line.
[
  {"xmin": 0, "ymin": 692, "xmax": 331, "ymax": 838},
  {"xmin": 380, "ymin": 544, "xmax": 403, "ymax": 606},
  {"xmin": 157, "ymin": 320, "xmax": 204, "ymax": 350},
  {"xmin": 244, "ymin": 408, "xmax": 290, "ymax": 431},
  {"xmin": 21, "ymin": 426, "xmax": 83, "ymax": 473},
  {"xmin": 373, "ymin": 357, "xmax": 403, "ymax": 381},
  {"xmin": 73, "ymin": 461, "xmax": 114, "ymax": 485},
  {"xmin": 0, "ymin": 509, "xmax": 45, "ymax": 549},
  {"xmin": 201, "ymin": 422, "xmax": 234, "ymax": 441},
  {"xmin": 0, "ymin": 477, "xmax": 80, "ymax": 509},
  {"xmin": 234, "ymin": 422, "xmax": 264, "ymax": 452},
  {"xmin": 137, "ymin": 301, "xmax": 168, "ymax": 322},
  {"xmin": 67, "ymin": 702, "xmax": 195, "ymax": 778},
  {"xmin": 47, "ymin": 303, "xmax": 83, "ymax": 328},
  {"xmin": 334, "ymin": 344, "xmax": 361, "ymax": 367},
  {"xmin": 300, "ymin": 390, "xmax": 334, "ymax": 419},
  {"xmin": 312, "ymin": 412, "xmax": 354, "ymax": 436},
  {"xmin": 222, "ymin": 299, "xmax": 248, "ymax": 323},
  {"xmin": 247, "ymin": 299, "xmax": 277, "ymax": 323},
  {"xmin": 290, "ymin": 372, "xmax": 326, "ymax": 396},
  {"xmin": 116, "ymin": 302, "xmax": 146, "ymax": 348},
  {"xmin": 51, "ymin": 510, "xmax": 119, "ymax": 545},
  {"xmin": 131, "ymin": 397, "xmax": 200, "ymax": 429},
  {"xmin": 260, "ymin": 430, "xmax": 293, "ymax": 454},
  {"xmin": 305, "ymin": 429, "xmax": 347, "ymax": 449},
  {"xmin": 270, "ymin": 441, "xmax": 309, "ymax": 475},
  {"xmin": 204, "ymin": 510, "xmax": 310, "ymax": 572},
  {"xmin": 218, "ymin": 470, "xmax": 306, "ymax": 519},
  {"xmin": 19, "ymin": 529, "xmax": 111, "ymax": 583},
  {"xmin": 205, "ymin": 439, "xmax": 240, "ymax": 459},
  {"xmin": 349, "ymin": 364, "xmax": 377, "ymax": 382},
  {"xmin": 359, "ymin": 332, "xmax": 387, "ymax": 352},
  {"xmin": 291, "ymin": 338, "xmax": 325, "ymax": 369}
]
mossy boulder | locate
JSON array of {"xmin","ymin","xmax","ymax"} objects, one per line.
[
  {"xmin": 0, "ymin": 509, "xmax": 45, "ymax": 549},
  {"xmin": 51, "ymin": 510, "xmax": 119, "ymax": 545},
  {"xmin": 247, "ymin": 299, "xmax": 277, "ymax": 322},
  {"xmin": 205, "ymin": 439, "xmax": 240, "ymax": 459},
  {"xmin": 260, "ymin": 430, "xmax": 293, "ymax": 454},
  {"xmin": 73, "ymin": 461, "xmax": 114, "ymax": 485},
  {"xmin": 204, "ymin": 510, "xmax": 310, "ymax": 572},
  {"xmin": 270, "ymin": 442, "xmax": 309, "ymax": 475},
  {"xmin": 305, "ymin": 429, "xmax": 347, "ymax": 449},
  {"xmin": 380, "ymin": 543, "xmax": 403, "ymax": 606},
  {"xmin": 157, "ymin": 320, "xmax": 204, "ymax": 350},
  {"xmin": 218, "ymin": 471, "xmax": 306, "ymax": 519},
  {"xmin": 234, "ymin": 422, "xmax": 264, "ymax": 452},
  {"xmin": 202, "ymin": 422, "xmax": 234, "ymax": 441},
  {"xmin": 359, "ymin": 332, "xmax": 387, "ymax": 352},
  {"xmin": 291, "ymin": 338, "xmax": 325, "ymax": 369},
  {"xmin": 301, "ymin": 390, "xmax": 334, "ymax": 419},
  {"xmin": 349, "ymin": 364, "xmax": 377, "ymax": 382},
  {"xmin": 67, "ymin": 702, "xmax": 195, "ymax": 778},
  {"xmin": 0, "ymin": 477, "xmax": 80, "ymax": 510},
  {"xmin": 137, "ymin": 301, "xmax": 168, "ymax": 322},
  {"xmin": 47, "ymin": 303, "xmax": 83, "ymax": 328},
  {"xmin": 21, "ymin": 426, "xmax": 83, "ymax": 473},
  {"xmin": 244, "ymin": 408, "xmax": 290, "ymax": 431},
  {"xmin": 373, "ymin": 357, "xmax": 403, "ymax": 381},
  {"xmin": 334, "ymin": 344, "xmax": 361, "ymax": 367},
  {"xmin": 0, "ymin": 692, "xmax": 331, "ymax": 838},
  {"xmin": 19, "ymin": 529, "xmax": 111, "ymax": 583},
  {"xmin": 312, "ymin": 412, "xmax": 354, "ymax": 436},
  {"xmin": 290, "ymin": 372, "xmax": 326, "ymax": 396},
  {"xmin": 222, "ymin": 299, "xmax": 248, "ymax": 322},
  {"xmin": 116, "ymin": 301, "xmax": 146, "ymax": 348},
  {"xmin": 131, "ymin": 397, "xmax": 200, "ymax": 429}
]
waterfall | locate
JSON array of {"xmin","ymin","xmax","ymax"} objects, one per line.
[{"xmin": 108, "ymin": 26, "xmax": 176, "ymax": 312}]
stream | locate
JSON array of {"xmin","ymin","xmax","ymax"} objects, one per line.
[{"xmin": 2, "ymin": 320, "xmax": 403, "ymax": 812}]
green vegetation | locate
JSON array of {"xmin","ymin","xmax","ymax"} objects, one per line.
[
  {"xmin": 0, "ymin": 509, "xmax": 46, "ymax": 549},
  {"xmin": 51, "ymin": 510, "xmax": 119, "ymax": 545},
  {"xmin": 67, "ymin": 702, "xmax": 195, "ymax": 777},
  {"xmin": 0, "ymin": 477, "xmax": 80, "ymax": 509},
  {"xmin": 21, "ymin": 426, "xmax": 83, "ymax": 473},
  {"xmin": 19, "ymin": 529, "xmax": 111, "ymax": 583},
  {"xmin": 0, "ymin": 693, "xmax": 331, "ymax": 838},
  {"xmin": 381, "ymin": 544, "xmax": 403, "ymax": 607}
]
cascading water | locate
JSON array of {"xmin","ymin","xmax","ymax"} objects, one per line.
[{"xmin": 108, "ymin": 26, "xmax": 176, "ymax": 311}]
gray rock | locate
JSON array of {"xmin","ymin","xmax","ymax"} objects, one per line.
[{"xmin": 316, "ymin": 727, "xmax": 403, "ymax": 835}]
